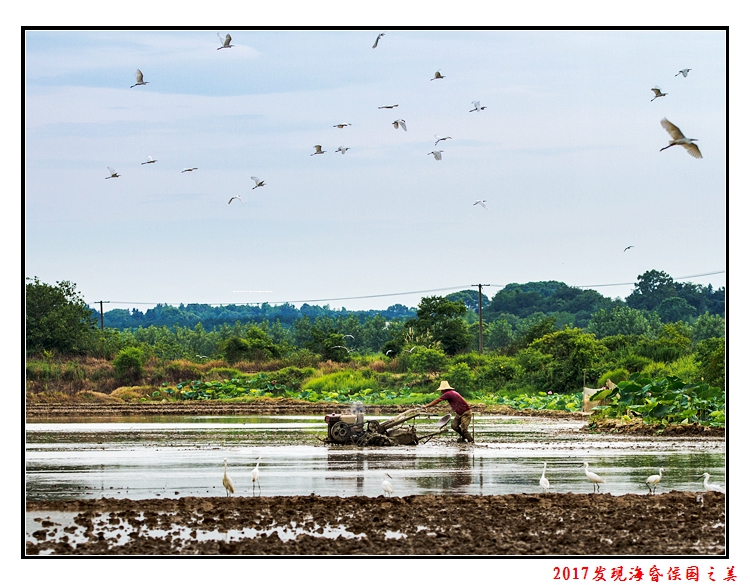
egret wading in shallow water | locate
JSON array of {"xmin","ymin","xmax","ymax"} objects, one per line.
[
  {"xmin": 699, "ymin": 472, "xmax": 725, "ymax": 493},
  {"xmin": 583, "ymin": 462, "xmax": 605, "ymax": 493},
  {"xmin": 660, "ymin": 118, "xmax": 702, "ymax": 158},
  {"xmin": 646, "ymin": 468, "xmax": 664, "ymax": 494},
  {"xmin": 130, "ymin": 69, "xmax": 149, "ymax": 88},
  {"xmin": 651, "ymin": 86, "xmax": 667, "ymax": 101},
  {"xmin": 382, "ymin": 473, "xmax": 394, "ymax": 497},
  {"xmin": 222, "ymin": 459, "xmax": 235, "ymax": 496},
  {"xmin": 105, "ymin": 167, "xmax": 120, "ymax": 179},
  {"xmin": 311, "ymin": 145, "xmax": 326, "ymax": 156},
  {"xmin": 217, "ymin": 33, "xmax": 234, "ymax": 50},
  {"xmin": 539, "ymin": 462, "xmax": 550, "ymax": 492},
  {"xmin": 251, "ymin": 457, "xmax": 261, "ymax": 495}
]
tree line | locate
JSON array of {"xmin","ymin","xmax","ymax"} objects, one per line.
[{"xmin": 25, "ymin": 270, "xmax": 725, "ymax": 395}]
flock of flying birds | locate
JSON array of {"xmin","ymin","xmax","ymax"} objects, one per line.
[
  {"xmin": 103, "ymin": 31, "xmax": 494, "ymax": 209},
  {"xmin": 105, "ymin": 33, "xmax": 701, "ymax": 216},
  {"xmin": 651, "ymin": 68, "xmax": 703, "ymax": 159}
]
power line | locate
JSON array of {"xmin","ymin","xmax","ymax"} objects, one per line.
[{"xmin": 95, "ymin": 270, "xmax": 725, "ymax": 308}]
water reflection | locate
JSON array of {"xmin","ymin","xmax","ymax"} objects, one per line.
[{"xmin": 25, "ymin": 414, "xmax": 725, "ymax": 501}]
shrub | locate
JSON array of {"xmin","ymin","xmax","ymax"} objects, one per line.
[
  {"xmin": 113, "ymin": 347, "xmax": 145, "ymax": 381},
  {"xmin": 446, "ymin": 362, "xmax": 474, "ymax": 392},
  {"xmin": 409, "ymin": 347, "xmax": 448, "ymax": 374},
  {"xmin": 597, "ymin": 368, "xmax": 629, "ymax": 387},
  {"xmin": 111, "ymin": 385, "xmax": 157, "ymax": 402}
]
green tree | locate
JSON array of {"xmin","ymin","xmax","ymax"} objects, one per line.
[
  {"xmin": 657, "ymin": 297, "xmax": 697, "ymax": 323},
  {"xmin": 587, "ymin": 306, "xmax": 657, "ymax": 338},
  {"xmin": 113, "ymin": 346, "xmax": 146, "ymax": 381},
  {"xmin": 526, "ymin": 327, "xmax": 608, "ymax": 393},
  {"xmin": 25, "ymin": 277, "xmax": 99, "ymax": 354},
  {"xmin": 406, "ymin": 296, "xmax": 471, "ymax": 356},
  {"xmin": 692, "ymin": 312, "xmax": 725, "ymax": 344},
  {"xmin": 696, "ymin": 337, "xmax": 725, "ymax": 388},
  {"xmin": 626, "ymin": 270, "xmax": 676, "ymax": 311}
]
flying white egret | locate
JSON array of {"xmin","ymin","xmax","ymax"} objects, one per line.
[
  {"xmin": 222, "ymin": 459, "xmax": 235, "ymax": 496},
  {"xmin": 699, "ymin": 472, "xmax": 725, "ymax": 493},
  {"xmin": 675, "ymin": 68, "xmax": 691, "ymax": 77},
  {"xmin": 583, "ymin": 462, "xmax": 605, "ymax": 493},
  {"xmin": 470, "ymin": 101, "xmax": 487, "ymax": 112},
  {"xmin": 130, "ymin": 69, "xmax": 149, "ymax": 88},
  {"xmin": 333, "ymin": 123, "xmax": 351, "ymax": 129},
  {"xmin": 251, "ymin": 176, "xmax": 265, "ymax": 189},
  {"xmin": 434, "ymin": 135, "xmax": 452, "ymax": 146},
  {"xmin": 311, "ymin": 145, "xmax": 326, "ymax": 156},
  {"xmin": 428, "ymin": 150, "xmax": 443, "ymax": 160},
  {"xmin": 650, "ymin": 86, "xmax": 667, "ymax": 101},
  {"xmin": 646, "ymin": 467, "xmax": 664, "ymax": 494},
  {"xmin": 474, "ymin": 200, "xmax": 488, "ymax": 209},
  {"xmin": 330, "ymin": 345, "xmax": 353, "ymax": 353},
  {"xmin": 378, "ymin": 104, "xmax": 398, "ymax": 109},
  {"xmin": 228, "ymin": 195, "xmax": 243, "ymax": 205},
  {"xmin": 372, "ymin": 33, "xmax": 385, "ymax": 49},
  {"xmin": 431, "ymin": 70, "xmax": 445, "ymax": 81},
  {"xmin": 392, "ymin": 119, "xmax": 407, "ymax": 131},
  {"xmin": 382, "ymin": 473, "xmax": 394, "ymax": 497},
  {"xmin": 182, "ymin": 167, "xmax": 198, "ymax": 173},
  {"xmin": 105, "ymin": 167, "xmax": 120, "ymax": 179},
  {"xmin": 660, "ymin": 118, "xmax": 702, "ymax": 159},
  {"xmin": 195, "ymin": 354, "xmax": 208, "ymax": 359},
  {"xmin": 344, "ymin": 334, "xmax": 355, "ymax": 339},
  {"xmin": 539, "ymin": 462, "xmax": 550, "ymax": 492},
  {"xmin": 141, "ymin": 155, "xmax": 157, "ymax": 165},
  {"xmin": 251, "ymin": 456, "xmax": 261, "ymax": 495},
  {"xmin": 623, "ymin": 245, "xmax": 634, "ymax": 252},
  {"xmin": 336, "ymin": 146, "xmax": 350, "ymax": 155},
  {"xmin": 217, "ymin": 33, "xmax": 234, "ymax": 50},
  {"xmin": 385, "ymin": 349, "xmax": 394, "ymax": 356}
]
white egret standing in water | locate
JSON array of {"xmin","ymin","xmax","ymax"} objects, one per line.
[
  {"xmin": 382, "ymin": 473, "xmax": 394, "ymax": 497},
  {"xmin": 222, "ymin": 459, "xmax": 235, "ymax": 496}
]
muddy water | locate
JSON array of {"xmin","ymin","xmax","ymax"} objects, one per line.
[{"xmin": 25, "ymin": 414, "xmax": 725, "ymax": 501}]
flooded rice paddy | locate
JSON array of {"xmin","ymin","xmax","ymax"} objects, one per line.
[{"xmin": 26, "ymin": 413, "xmax": 725, "ymax": 501}]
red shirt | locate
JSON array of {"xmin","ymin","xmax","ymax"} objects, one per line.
[{"xmin": 436, "ymin": 390, "xmax": 470, "ymax": 415}]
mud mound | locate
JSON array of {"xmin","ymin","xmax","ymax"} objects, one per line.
[{"xmin": 25, "ymin": 492, "xmax": 725, "ymax": 556}]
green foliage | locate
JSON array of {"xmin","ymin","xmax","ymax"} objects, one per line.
[
  {"xmin": 446, "ymin": 362, "xmax": 473, "ymax": 392},
  {"xmin": 476, "ymin": 389, "xmax": 582, "ymax": 412},
  {"xmin": 597, "ymin": 368, "xmax": 630, "ymax": 387},
  {"xmin": 692, "ymin": 313, "xmax": 725, "ymax": 344},
  {"xmin": 525, "ymin": 327, "xmax": 608, "ymax": 393},
  {"xmin": 26, "ymin": 277, "xmax": 99, "ymax": 354},
  {"xmin": 408, "ymin": 346, "xmax": 448, "ymax": 373},
  {"xmin": 587, "ymin": 306, "xmax": 657, "ymax": 338},
  {"xmin": 695, "ymin": 338, "xmax": 725, "ymax": 388},
  {"xmin": 406, "ymin": 296, "xmax": 472, "ymax": 355},
  {"xmin": 591, "ymin": 373, "xmax": 724, "ymax": 425},
  {"xmin": 113, "ymin": 347, "xmax": 146, "ymax": 381}
]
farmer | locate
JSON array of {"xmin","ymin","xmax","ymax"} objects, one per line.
[{"xmin": 422, "ymin": 380, "xmax": 473, "ymax": 442}]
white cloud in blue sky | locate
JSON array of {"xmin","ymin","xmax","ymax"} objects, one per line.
[{"xmin": 25, "ymin": 28, "xmax": 726, "ymax": 310}]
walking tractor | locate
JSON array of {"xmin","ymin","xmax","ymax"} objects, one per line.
[{"xmin": 324, "ymin": 402, "xmax": 451, "ymax": 446}]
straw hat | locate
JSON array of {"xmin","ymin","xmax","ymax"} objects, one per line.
[{"xmin": 437, "ymin": 380, "xmax": 454, "ymax": 393}]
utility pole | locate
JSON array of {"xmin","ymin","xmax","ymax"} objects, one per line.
[
  {"xmin": 97, "ymin": 301, "xmax": 110, "ymax": 330},
  {"xmin": 472, "ymin": 284, "xmax": 490, "ymax": 354}
]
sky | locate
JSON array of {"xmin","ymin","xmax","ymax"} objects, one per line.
[{"xmin": 24, "ymin": 29, "xmax": 727, "ymax": 313}]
